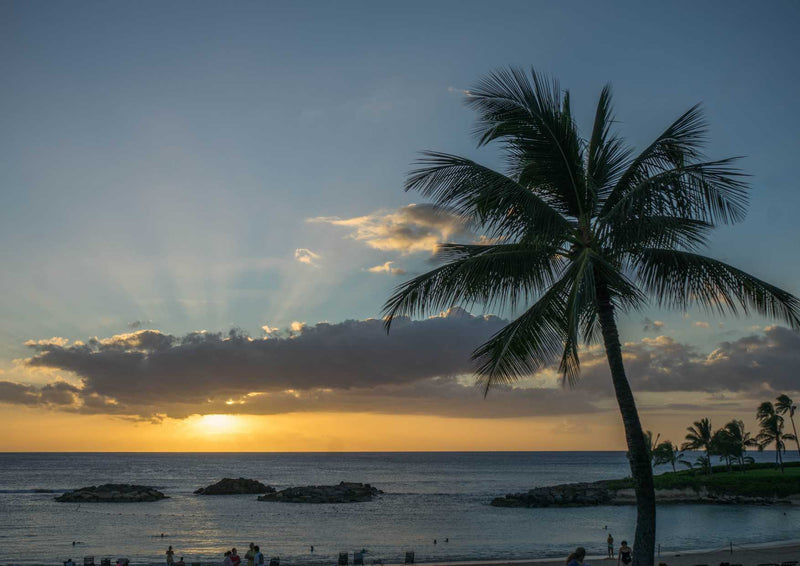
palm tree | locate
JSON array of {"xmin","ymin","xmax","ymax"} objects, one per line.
[
  {"xmin": 721, "ymin": 419, "xmax": 757, "ymax": 471},
  {"xmin": 645, "ymin": 430, "xmax": 661, "ymax": 468},
  {"xmin": 382, "ymin": 68, "xmax": 800, "ymax": 566},
  {"xmin": 652, "ymin": 440, "xmax": 682, "ymax": 472},
  {"xmin": 775, "ymin": 394, "xmax": 800, "ymax": 457},
  {"xmin": 756, "ymin": 401, "xmax": 797, "ymax": 472},
  {"xmin": 682, "ymin": 418, "xmax": 716, "ymax": 474}
]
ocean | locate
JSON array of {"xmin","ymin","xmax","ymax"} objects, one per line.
[{"xmin": 0, "ymin": 452, "xmax": 798, "ymax": 566}]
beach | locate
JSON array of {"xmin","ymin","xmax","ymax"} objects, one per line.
[{"xmin": 422, "ymin": 541, "xmax": 800, "ymax": 566}]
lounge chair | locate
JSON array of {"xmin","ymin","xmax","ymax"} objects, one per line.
[
  {"xmin": 84, "ymin": 557, "xmax": 95, "ymax": 566},
  {"xmin": 339, "ymin": 553, "xmax": 348, "ymax": 566},
  {"xmin": 405, "ymin": 552, "xmax": 415, "ymax": 565}
]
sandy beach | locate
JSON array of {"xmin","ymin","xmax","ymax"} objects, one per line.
[{"xmin": 418, "ymin": 541, "xmax": 800, "ymax": 566}]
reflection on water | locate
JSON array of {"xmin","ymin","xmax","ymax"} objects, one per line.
[{"xmin": 0, "ymin": 452, "xmax": 798, "ymax": 565}]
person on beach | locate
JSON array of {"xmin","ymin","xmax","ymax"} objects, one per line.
[
  {"xmin": 177, "ymin": 558, "xmax": 185, "ymax": 566},
  {"xmin": 224, "ymin": 551, "xmax": 233, "ymax": 566},
  {"xmin": 246, "ymin": 543, "xmax": 255, "ymax": 566},
  {"xmin": 254, "ymin": 546, "xmax": 264, "ymax": 566},
  {"xmin": 166, "ymin": 546, "xmax": 175, "ymax": 566},
  {"xmin": 607, "ymin": 534, "xmax": 614, "ymax": 558},
  {"xmin": 566, "ymin": 547, "xmax": 586, "ymax": 566},
  {"xmin": 231, "ymin": 548, "xmax": 241, "ymax": 566},
  {"xmin": 617, "ymin": 541, "xmax": 632, "ymax": 566}
]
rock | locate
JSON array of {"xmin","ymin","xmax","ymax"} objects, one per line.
[
  {"xmin": 491, "ymin": 482, "xmax": 614, "ymax": 508},
  {"xmin": 257, "ymin": 482, "xmax": 383, "ymax": 503},
  {"xmin": 55, "ymin": 484, "xmax": 167, "ymax": 503},
  {"xmin": 195, "ymin": 478, "xmax": 275, "ymax": 495}
]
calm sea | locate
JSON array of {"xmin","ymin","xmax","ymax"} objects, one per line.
[{"xmin": 0, "ymin": 452, "xmax": 798, "ymax": 566}]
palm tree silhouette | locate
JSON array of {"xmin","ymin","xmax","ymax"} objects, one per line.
[
  {"xmin": 682, "ymin": 418, "xmax": 716, "ymax": 474},
  {"xmin": 382, "ymin": 68, "xmax": 800, "ymax": 566},
  {"xmin": 756, "ymin": 401, "xmax": 797, "ymax": 472},
  {"xmin": 775, "ymin": 394, "xmax": 800, "ymax": 457}
]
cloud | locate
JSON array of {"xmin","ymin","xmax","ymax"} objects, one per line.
[
  {"xmin": 366, "ymin": 261, "xmax": 407, "ymax": 276},
  {"xmin": 294, "ymin": 248, "xmax": 321, "ymax": 266},
  {"xmin": 10, "ymin": 315, "xmax": 800, "ymax": 422},
  {"xmin": 309, "ymin": 204, "xmax": 470, "ymax": 254},
  {"xmin": 577, "ymin": 326, "xmax": 800, "ymax": 396},
  {"xmin": 693, "ymin": 321, "xmax": 711, "ymax": 329},
  {"xmin": 127, "ymin": 320, "xmax": 153, "ymax": 329},
  {"xmin": 0, "ymin": 381, "xmax": 80, "ymax": 407},
  {"xmin": 642, "ymin": 318, "xmax": 665, "ymax": 332}
]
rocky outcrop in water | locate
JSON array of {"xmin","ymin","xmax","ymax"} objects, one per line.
[
  {"xmin": 55, "ymin": 484, "xmax": 167, "ymax": 502},
  {"xmin": 492, "ymin": 482, "xmax": 614, "ymax": 507},
  {"xmin": 195, "ymin": 478, "xmax": 275, "ymax": 495},
  {"xmin": 257, "ymin": 482, "xmax": 382, "ymax": 503}
]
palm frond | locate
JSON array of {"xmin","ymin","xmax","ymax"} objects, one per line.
[
  {"xmin": 471, "ymin": 276, "xmax": 570, "ymax": 395},
  {"xmin": 586, "ymin": 85, "xmax": 633, "ymax": 211},
  {"xmin": 465, "ymin": 67, "xmax": 587, "ymax": 218},
  {"xmin": 382, "ymin": 243, "xmax": 562, "ymax": 330},
  {"xmin": 606, "ymin": 216, "xmax": 714, "ymax": 252},
  {"xmin": 600, "ymin": 158, "xmax": 749, "ymax": 227},
  {"xmin": 406, "ymin": 152, "xmax": 573, "ymax": 243},
  {"xmin": 634, "ymin": 249, "xmax": 800, "ymax": 328}
]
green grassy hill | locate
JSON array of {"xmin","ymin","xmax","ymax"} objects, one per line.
[{"xmin": 603, "ymin": 461, "xmax": 800, "ymax": 498}]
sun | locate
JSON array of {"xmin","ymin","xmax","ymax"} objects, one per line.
[{"xmin": 194, "ymin": 414, "xmax": 241, "ymax": 435}]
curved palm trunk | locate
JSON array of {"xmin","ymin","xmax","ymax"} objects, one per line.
[{"xmin": 597, "ymin": 282, "xmax": 655, "ymax": 566}]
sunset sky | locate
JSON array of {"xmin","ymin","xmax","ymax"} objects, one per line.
[{"xmin": 2, "ymin": 1, "xmax": 800, "ymax": 451}]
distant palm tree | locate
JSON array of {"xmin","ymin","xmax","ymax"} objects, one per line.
[
  {"xmin": 756, "ymin": 401, "xmax": 797, "ymax": 472},
  {"xmin": 652, "ymin": 440, "xmax": 683, "ymax": 472},
  {"xmin": 722, "ymin": 419, "xmax": 758, "ymax": 471},
  {"xmin": 644, "ymin": 430, "xmax": 661, "ymax": 468},
  {"xmin": 382, "ymin": 67, "xmax": 800, "ymax": 566},
  {"xmin": 775, "ymin": 394, "xmax": 800, "ymax": 457},
  {"xmin": 683, "ymin": 418, "xmax": 716, "ymax": 473}
]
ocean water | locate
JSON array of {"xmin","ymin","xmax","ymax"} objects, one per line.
[{"xmin": 0, "ymin": 452, "xmax": 798, "ymax": 566}]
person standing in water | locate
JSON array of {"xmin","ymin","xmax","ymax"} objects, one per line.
[
  {"xmin": 607, "ymin": 534, "xmax": 614, "ymax": 558},
  {"xmin": 166, "ymin": 547, "xmax": 175, "ymax": 566},
  {"xmin": 617, "ymin": 541, "xmax": 632, "ymax": 566}
]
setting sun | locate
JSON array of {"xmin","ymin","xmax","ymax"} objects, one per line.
[{"xmin": 192, "ymin": 414, "xmax": 243, "ymax": 436}]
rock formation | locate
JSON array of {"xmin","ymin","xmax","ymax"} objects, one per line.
[
  {"xmin": 55, "ymin": 484, "xmax": 167, "ymax": 502},
  {"xmin": 195, "ymin": 478, "xmax": 275, "ymax": 495},
  {"xmin": 257, "ymin": 482, "xmax": 382, "ymax": 503}
]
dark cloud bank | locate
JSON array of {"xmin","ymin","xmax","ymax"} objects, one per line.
[{"xmin": 3, "ymin": 309, "xmax": 799, "ymax": 420}]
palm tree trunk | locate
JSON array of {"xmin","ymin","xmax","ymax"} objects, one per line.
[{"xmin": 597, "ymin": 282, "xmax": 655, "ymax": 566}]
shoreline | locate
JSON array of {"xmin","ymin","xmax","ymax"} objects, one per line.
[{"xmin": 6, "ymin": 540, "xmax": 800, "ymax": 566}]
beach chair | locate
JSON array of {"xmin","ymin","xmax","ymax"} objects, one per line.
[
  {"xmin": 405, "ymin": 552, "xmax": 415, "ymax": 565},
  {"xmin": 354, "ymin": 552, "xmax": 364, "ymax": 566},
  {"xmin": 84, "ymin": 557, "xmax": 95, "ymax": 566},
  {"xmin": 338, "ymin": 553, "xmax": 349, "ymax": 566}
]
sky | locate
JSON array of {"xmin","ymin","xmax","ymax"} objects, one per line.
[{"xmin": 1, "ymin": 1, "xmax": 800, "ymax": 451}]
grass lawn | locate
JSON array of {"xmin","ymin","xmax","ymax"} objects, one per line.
[{"xmin": 603, "ymin": 461, "xmax": 800, "ymax": 498}]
